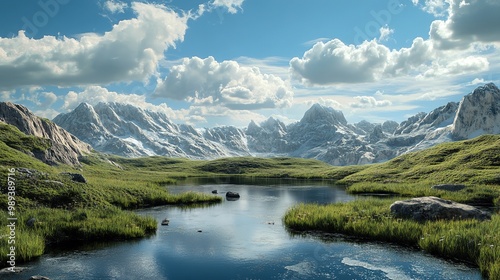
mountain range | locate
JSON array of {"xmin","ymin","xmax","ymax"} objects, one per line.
[
  {"xmin": 49, "ymin": 83, "xmax": 500, "ymax": 166},
  {"xmin": 1, "ymin": 83, "xmax": 499, "ymax": 166}
]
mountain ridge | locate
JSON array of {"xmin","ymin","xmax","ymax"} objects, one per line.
[{"xmin": 36, "ymin": 83, "xmax": 500, "ymax": 165}]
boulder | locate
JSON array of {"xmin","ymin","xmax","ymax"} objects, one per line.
[
  {"xmin": 390, "ymin": 196, "xmax": 491, "ymax": 222},
  {"xmin": 26, "ymin": 217, "xmax": 37, "ymax": 227},
  {"xmin": 61, "ymin": 172, "xmax": 87, "ymax": 183},
  {"xmin": 226, "ymin": 191, "xmax": 240, "ymax": 198},
  {"xmin": 431, "ymin": 184, "xmax": 466, "ymax": 192}
]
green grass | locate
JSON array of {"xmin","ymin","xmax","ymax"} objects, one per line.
[
  {"xmin": 2, "ymin": 121, "xmax": 500, "ymax": 277},
  {"xmin": 0, "ymin": 123, "xmax": 222, "ymax": 267},
  {"xmin": 284, "ymin": 199, "xmax": 500, "ymax": 279}
]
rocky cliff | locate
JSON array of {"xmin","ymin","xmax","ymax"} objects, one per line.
[
  {"xmin": 452, "ymin": 83, "xmax": 500, "ymax": 139},
  {"xmin": 0, "ymin": 102, "xmax": 91, "ymax": 166}
]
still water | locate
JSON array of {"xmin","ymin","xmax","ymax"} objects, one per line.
[{"xmin": 5, "ymin": 178, "xmax": 482, "ymax": 279}]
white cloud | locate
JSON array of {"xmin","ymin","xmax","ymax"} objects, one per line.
[
  {"xmin": 154, "ymin": 56, "xmax": 293, "ymax": 110},
  {"xmin": 378, "ymin": 25, "xmax": 394, "ymax": 42},
  {"xmin": 420, "ymin": 0, "xmax": 449, "ymax": 17},
  {"xmin": 350, "ymin": 96, "xmax": 392, "ymax": 108},
  {"xmin": 0, "ymin": 3, "xmax": 188, "ymax": 90},
  {"xmin": 290, "ymin": 0, "xmax": 497, "ymax": 86},
  {"xmin": 104, "ymin": 0, "xmax": 128, "ymax": 14},
  {"xmin": 211, "ymin": 0, "xmax": 244, "ymax": 14},
  {"xmin": 290, "ymin": 39, "xmax": 392, "ymax": 85},
  {"xmin": 430, "ymin": 0, "xmax": 500, "ymax": 50}
]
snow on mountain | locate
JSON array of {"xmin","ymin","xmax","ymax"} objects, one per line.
[
  {"xmin": 452, "ymin": 83, "xmax": 500, "ymax": 139},
  {"xmin": 52, "ymin": 83, "xmax": 500, "ymax": 166},
  {"xmin": 53, "ymin": 102, "xmax": 247, "ymax": 159}
]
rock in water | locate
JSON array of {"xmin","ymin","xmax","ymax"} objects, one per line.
[
  {"xmin": 226, "ymin": 191, "xmax": 240, "ymax": 198},
  {"xmin": 390, "ymin": 196, "xmax": 491, "ymax": 221}
]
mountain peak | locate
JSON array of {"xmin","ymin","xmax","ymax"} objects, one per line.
[
  {"xmin": 301, "ymin": 103, "xmax": 347, "ymax": 125},
  {"xmin": 452, "ymin": 83, "xmax": 500, "ymax": 139}
]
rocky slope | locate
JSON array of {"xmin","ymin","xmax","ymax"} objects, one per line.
[
  {"xmin": 52, "ymin": 83, "xmax": 500, "ymax": 165},
  {"xmin": 452, "ymin": 83, "xmax": 500, "ymax": 139},
  {"xmin": 0, "ymin": 102, "xmax": 91, "ymax": 166}
]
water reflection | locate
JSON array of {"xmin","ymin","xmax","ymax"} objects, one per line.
[{"xmin": 3, "ymin": 180, "xmax": 483, "ymax": 280}]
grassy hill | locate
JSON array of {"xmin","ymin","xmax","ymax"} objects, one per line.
[{"xmin": 341, "ymin": 135, "xmax": 500, "ymax": 205}]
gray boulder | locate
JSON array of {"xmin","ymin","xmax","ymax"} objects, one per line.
[
  {"xmin": 390, "ymin": 196, "xmax": 491, "ymax": 221},
  {"xmin": 26, "ymin": 217, "xmax": 36, "ymax": 227},
  {"xmin": 431, "ymin": 184, "xmax": 466, "ymax": 192},
  {"xmin": 226, "ymin": 191, "xmax": 240, "ymax": 198},
  {"xmin": 61, "ymin": 172, "xmax": 87, "ymax": 183}
]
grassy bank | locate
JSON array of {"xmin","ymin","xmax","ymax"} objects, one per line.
[
  {"xmin": 284, "ymin": 199, "xmax": 500, "ymax": 279},
  {"xmin": 283, "ymin": 136, "xmax": 500, "ymax": 279},
  {"xmin": 0, "ymin": 123, "xmax": 223, "ymax": 267},
  {"xmin": 340, "ymin": 135, "xmax": 500, "ymax": 204}
]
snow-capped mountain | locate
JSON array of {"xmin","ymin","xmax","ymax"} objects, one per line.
[
  {"xmin": 53, "ymin": 83, "xmax": 500, "ymax": 165},
  {"xmin": 53, "ymin": 102, "xmax": 249, "ymax": 159}
]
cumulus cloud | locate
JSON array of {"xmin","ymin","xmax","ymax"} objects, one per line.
[
  {"xmin": 430, "ymin": 0, "xmax": 500, "ymax": 49},
  {"xmin": 290, "ymin": 0, "xmax": 496, "ymax": 86},
  {"xmin": 378, "ymin": 25, "xmax": 394, "ymax": 42},
  {"xmin": 154, "ymin": 56, "xmax": 293, "ymax": 110},
  {"xmin": 0, "ymin": 3, "xmax": 188, "ymax": 90},
  {"xmin": 290, "ymin": 39, "xmax": 391, "ymax": 85},
  {"xmin": 350, "ymin": 96, "xmax": 392, "ymax": 108},
  {"xmin": 104, "ymin": 0, "xmax": 128, "ymax": 14},
  {"xmin": 211, "ymin": 0, "xmax": 244, "ymax": 14},
  {"xmin": 418, "ymin": 0, "xmax": 449, "ymax": 17}
]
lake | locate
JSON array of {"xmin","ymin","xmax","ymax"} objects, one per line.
[{"xmin": 4, "ymin": 178, "xmax": 482, "ymax": 279}]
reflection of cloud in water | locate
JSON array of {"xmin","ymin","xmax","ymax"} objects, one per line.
[{"xmin": 342, "ymin": 257, "xmax": 411, "ymax": 280}]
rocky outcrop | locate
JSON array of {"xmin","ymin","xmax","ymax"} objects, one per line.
[
  {"xmin": 390, "ymin": 196, "xmax": 491, "ymax": 221},
  {"xmin": 452, "ymin": 83, "xmax": 500, "ymax": 139},
  {"xmin": 0, "ymin": 102, "xmax": 91, "ymax": 166}
]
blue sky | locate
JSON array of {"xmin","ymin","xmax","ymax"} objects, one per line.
[{"xmin": 0, "ymin": 0, "xmax": 499, "ymax": 127}]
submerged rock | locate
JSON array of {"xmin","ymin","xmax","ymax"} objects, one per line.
[
  {"xmin": 29, "ymin": 276, "xmax": 51, "ymax": 280},
  {"xmin": 390, "ymin": 196, "xmax": 491, "ymax": 221}
]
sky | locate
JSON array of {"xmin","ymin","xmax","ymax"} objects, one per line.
[{"xmin": 0, "ymin": 0, "xmax": 499, "ymax": 128}]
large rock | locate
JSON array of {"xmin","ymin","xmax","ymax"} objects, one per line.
[
  {"xmin": 390, "ymin": 196, "xmax": 491, "ymax": 221},
  {"xmin": 0, "ymin": 102, "xmax": 91, "ymax": 166}
]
